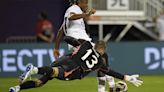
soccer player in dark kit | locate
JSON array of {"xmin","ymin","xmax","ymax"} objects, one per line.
[{"xmin": 9, "ymin": 36, "xmax": 143, "ymax": 92}]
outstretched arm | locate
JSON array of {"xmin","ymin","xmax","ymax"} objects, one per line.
[
  {"xmin": 99, "ymin": 65, "xmax": 143, "ymax": 87},
  {"xmin": 99, "ymin": 67, "xmax": 124, "ymax": 80}
]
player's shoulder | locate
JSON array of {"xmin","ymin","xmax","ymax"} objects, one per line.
[
  {"xmin": 81, "ymin": 41, "xmax": 93, "ymax": 48},
  {"xmin": 67, "ymin": 5, "xmax": 81, "ymax": 12},
  {"xmin": 78, "ymin": 41, "xmax": 94, "ymax": 53}
]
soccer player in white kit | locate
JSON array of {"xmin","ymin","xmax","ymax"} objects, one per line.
[{"xmin": 53, "ymin": 0, "xmax": 95, "ymax": 58}]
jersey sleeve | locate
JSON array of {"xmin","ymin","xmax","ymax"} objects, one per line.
[{"xmin": 99, "ymin": 63, "xmax": 124, "ymax": 80}]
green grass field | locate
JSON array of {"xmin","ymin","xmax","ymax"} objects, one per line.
[{"xmin": 1, "ymin": 75, "xmax": 164, "ymax": 92}]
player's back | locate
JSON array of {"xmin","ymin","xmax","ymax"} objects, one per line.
[
  {"xmin": 72, "ymin": 41, "xmax": 103, "ymax": 72},
  {"xmin": 56, "ymin": 40, "xmax": 105, "ymax": 80},
  {"xmin": 62, "ymin": 41, "xmax": 104, "ymax": 80}
]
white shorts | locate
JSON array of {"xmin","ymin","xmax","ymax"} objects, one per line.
[{"xmin": 66, "ymin": 29, "xmax": 92, "ymax": 42}]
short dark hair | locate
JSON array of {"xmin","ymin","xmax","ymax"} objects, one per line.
[
  {"xmin": 77, "ymin": 0, "xmax": 87, "ymax": 4},
  {"xmin": 94, "ymin": 40, "xmax": 106, "ymax": 50},
  {"xmin": 69, "ymin": 0, "xmax": 78, "ymax": 5}
]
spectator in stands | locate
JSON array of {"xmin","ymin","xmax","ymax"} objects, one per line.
[
  {"xmin": 156, "ymin": 10, "xmax": 164, "ymax": 41},
  {"xmin": 35, "ymin": 11, "xmax": 54, "ymax": 43}
]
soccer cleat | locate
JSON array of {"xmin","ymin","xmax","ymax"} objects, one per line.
[
  {"xmin": 9, "ymin": 86, "xmax": 20, "ymax": 92},
  {"xmin": 9, "ymin": 87, "xmax": 16, "ymax": 92},
  {"xmin": 19, "ymin": 64, "xmax": 34, "ymax": 83}
]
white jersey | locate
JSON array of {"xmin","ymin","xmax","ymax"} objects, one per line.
[{"xmin": 63, "ymin": 5, "xmax": 91, "ymax": 41}]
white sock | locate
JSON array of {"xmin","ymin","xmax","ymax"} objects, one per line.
[{"xmin": 98, "ymin": 85, "xmax": 105, "ymax": 92}]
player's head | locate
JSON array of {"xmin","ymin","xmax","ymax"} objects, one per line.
[
  {"xmin": 115, "ymin": 81, "xmax": 128, "ymax": 92},
  {"xmin": 69, "ymin": 0, "xmax": 77, "ymax": 5},
  {"xmin": 94, "ymin": 40, "xmax": 106, "ymax": 55},
  {"xmin": 76, "ymin": 0, "xmax": 88, "ymax": 12}
]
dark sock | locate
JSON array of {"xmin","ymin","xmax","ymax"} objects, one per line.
[
  {"xmin": 38, "ymin": 66, "xmax": 53, "ymax": 76},
  {"xmin": 20, "ymin": 81, "xmax": 36, "ymax": 89}
]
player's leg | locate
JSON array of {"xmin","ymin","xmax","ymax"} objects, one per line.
[
  {"xmin": 20, "ymin": 73, "xmax": 55, "ymax": 89},
  {"xmin": 105, "ymin": 75, "xmax": 115, "ymax": 92},
  {"xmin": 9, "ymin": 66, "xmax": 58, "ymax": 92},
  {"xmin": 9, "ymin": 75, "xmax": 52, "ymax": 92},
  {"xmin": 19, "ymin": 63, "xmax": 59, "ymax": 83},
  {"xmin": 19, "ymin": 64, "xmax": 38, "ymax": 83},
  {"xmin": 97, "ymin": 76, "xmax": 106, "ymax": 92}
]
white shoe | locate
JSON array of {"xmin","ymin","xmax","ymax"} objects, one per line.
[
  {"xmin": 19, "ymin": 64, "xmax": 34, "ymax": 83},
  {"xmin": 9, "ymin": 86, "xmax": 20, "ymax": 92}
]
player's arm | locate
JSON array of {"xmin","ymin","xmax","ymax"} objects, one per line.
[
  {"xmin": 53, "ymin": 25, "xmax": 64, "ymax": 59},
  {"xmin": 99, "ymin": 67, "xmax": 124, "ymax": 80},
  {"xmin": 68, "ymin": 13, "xmax": 87, "ymax": 20},
  {"xmin": 68, "ymin": 9, "xmax": 96, "ymax": 20},
  {"xmin": 99, "ymin": 65, "xmax": 143, "ymax": 87}
]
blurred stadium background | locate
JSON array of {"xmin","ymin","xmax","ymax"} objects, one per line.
[{"xmin": 1, "ymin": 0, "xmax": 164, "ymax": 92}]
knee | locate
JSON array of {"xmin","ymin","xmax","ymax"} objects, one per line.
[
  {"xmin": 109, "ymin": 82, "xmax": 115, "ymax": 88},
  {"xmin": 52, "ymin": 67, "xmax": 59, "ymax": 77}
]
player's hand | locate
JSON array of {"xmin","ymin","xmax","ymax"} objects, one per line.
[
  {"xmin": 125, "ymin": 74, "xmax": 143, "ymax": 87},
  {"xmin": 53, "ymin": 49, "xmax": 60, "ymax": 59},
  {"xmin": 87, "ymin": 8, "xmax": 96, "ymax": 16}
]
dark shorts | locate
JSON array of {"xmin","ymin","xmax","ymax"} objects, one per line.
[{"xmin": 55, "ymin": 66, "xmax": 82, "ymax": 81}]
